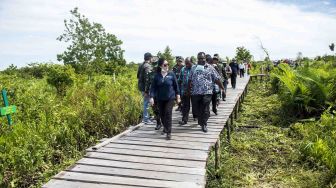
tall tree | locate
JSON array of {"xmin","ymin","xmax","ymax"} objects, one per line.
[
  {"xmin": 57, "ymin": 8, "xmax": 125, "ymax": 76},
  {"xmin": 157, "ymin": 46, "xmax": 174, "ymax": 68},
  {"xmin": 235, "ymin": 46, "xmax": 252, "ymax": 62}
]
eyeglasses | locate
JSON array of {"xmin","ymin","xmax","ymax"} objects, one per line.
[{"xmin": 163, "ymin": 64, "xmax": 168, "ymax": 67}]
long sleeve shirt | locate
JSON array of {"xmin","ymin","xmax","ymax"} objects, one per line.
[{"xmin": 150, "ymin": 71, "xmax": 180, "ymax": 101}]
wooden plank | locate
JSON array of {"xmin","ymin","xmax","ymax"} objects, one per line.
[
  {"xmin": 120, "ymin": 136, "xmax": 214, "ymax": 146},
  {"xmin": 123, "ymin": 133, "xmax": 218, "ymax": 143},
  {"xmin": 68, "ymin": 164, "xmax": 205, "ymax": 184},
  {"xmin": 86, "ymin": 152, "xmax": 206, "ymax": 168},
  {"xmin": 77, "ymin": 157, "xmax": 206, "ymax": 175},
  {"xmin": 104, "ymin": 142, "xmax": 210, "ymax": 155},
  {"xmin": 111, "ymin": 139, "xmax": 209, "ymax": 151},
  {"xmin": 43, "ymin": 179, "xmax": 139, "ymax": 188},
  {"xmin": 91, "ymin": 147, "xmax": 207, "ymax": 161},
  {"xmin": 52, "ymin": 171, "xmax": 203, "ymax": 188},
  {"xmin": 138, "ymin": 126, "xmax": 221, "ymax": 134},
  {"xmin": 128, "ymin": 130, "xmax": 219, "ymax": 139}
]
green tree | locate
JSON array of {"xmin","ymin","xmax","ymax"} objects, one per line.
[
  {"xmin": 235, "ymin": 46, "xmax": 252, "ymax": 62},
  {"xmin": 157, "ymin": 46, "xmax": 174, "ymax": 68},
  {"xmin": 57, "ymin": 8, "xmax": 125, "ymax": 76},
  {"xmin": 47, "ymin": 65, "xmax": 75, "ymax": 95}
]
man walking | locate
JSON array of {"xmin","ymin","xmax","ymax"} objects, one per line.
[
  {"xmin": 189, "ymin": 52, "xmax": 224, "ymax": 132},
  {"xmin": 229, "ymin": 59, "xmax": 239, "ymax": 89},
  {"xmin": 137, "ymin": 52, "xmax": 161, "ymax": 128},
  {"xmin": 178, "ymin": 57, "xmax": 193, "ymax": 125}
]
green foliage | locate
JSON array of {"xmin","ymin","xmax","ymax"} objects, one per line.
[
  {"xmin": 291, "ymin": 109, "xmax": 336, "ymax": 174},
  {"xmin": 271, "ymin": 62, "xmax": 336, "ymax": 117},
  {"xmin": 57, "ymin": 8, "xmax": 125, "ymax": 75},
  {"xmin": 0, "ymin": 66, "xmax": 142, "ymax": 187},
  {"xmin": 206, "ymin": 82, "xmax": 334, "ymax": 188},
  {"xmin": 235, "ymin": 46, "xmax": 252, "ymax": 62},
  {"xmin": 157, "ymin": 46, "xmax": 175, "ymax": 68},
  {"xmin": 47, "ymin": 65, "xmax": 75, "ymax": 95}
]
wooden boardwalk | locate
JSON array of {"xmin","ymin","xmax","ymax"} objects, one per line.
[{"xmin": 44, "ymin": 76, "xmax": 250, "ymax": 188}]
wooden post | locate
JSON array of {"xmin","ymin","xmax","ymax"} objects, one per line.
[
  {"xmin": 230, "ymin": 113, "xmax": 233, "ymax": 125},
  {"xmin": 215, "ymin": 140, "xmax": 220, "ymax": 170},
  {"xmin": 226, "ymin": 121, "xmax": 230, "ymax": 143},
  {"xmin": 1, "ymin": 89, "xmax": 16, "ymax": 126}
]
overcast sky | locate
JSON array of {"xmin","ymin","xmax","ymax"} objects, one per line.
[{"xmin": 0, "ymin": 0, "xmax": 336, "ymax": 70}]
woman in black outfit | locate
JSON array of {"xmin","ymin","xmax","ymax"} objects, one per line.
[{"xmin": 150, "ymin": 58, "xmax": 180, "ymax": 140}]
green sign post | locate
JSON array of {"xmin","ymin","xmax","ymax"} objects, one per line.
[{"xmin": 0, "ymin": 89, "xmax": 16, "ymax": 125}]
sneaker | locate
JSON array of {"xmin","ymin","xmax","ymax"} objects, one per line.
[
  {"xmin": 166, "ymin": 133, "xmax": 171, "ymax": 140},
  {"xmin": 144, "ymin": 120, "xmax": 155, "ymax": 125},
  {"xmin": 201, "ymin": 125, "xmax": 208, "ymax": 133},
  {"xmin": 178, "ymin": 121, "xmax": 187, "ymax": 125},
  {"xmin": 155, "ymin": 124, "xmax": 162, "ymax": 130}
]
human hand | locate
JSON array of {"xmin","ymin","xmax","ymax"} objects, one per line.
[
  {"xmin": 176, "ymin": 95, "xmax": 181, "ymax": 104},
  {"xmin": 149, "ymin": 98, "xmax": 154, "ymax": 106}
]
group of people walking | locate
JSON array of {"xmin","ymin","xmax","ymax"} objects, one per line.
[{"xmin": 137, "ymin": 52, "xmax": 246, "ymax": 140}]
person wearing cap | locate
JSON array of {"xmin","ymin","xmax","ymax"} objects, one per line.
[
  {"xmin": 222, "ymin": 61, "xmax": 231, "ymax": 101},
  {"xmin": 229, "ymin": 58, "xmax": 239, "ymax": 89},
  {"xmin": 188, "ymin": 52, "xmax": 224, "ymax": 133},
  {"xmin": 137, "ymin": 52, "xmax": 162, "ymax": 127},
  {"xmin": 150, "ymin": 58, "xmax": 180, "ymax": 140},
  {"xmin": 172, "ymin": 56, "xmax": 184, "ymax": 111},
  {"xmin": 178, "ymin": 57, "xmax": 193, "ymax": 125},
  {"xmin": 211, "ymin": 56, "xmax": 223, "ymax": 115}
]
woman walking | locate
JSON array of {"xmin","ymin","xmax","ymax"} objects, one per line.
[{"xmin": 150, "ymin": 58, "xmax": 180, "ymax": 140}]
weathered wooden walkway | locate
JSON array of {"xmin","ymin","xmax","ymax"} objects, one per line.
[{"xmin": 44, "ymin": 76, "xmax": 250, "ymax": 188}]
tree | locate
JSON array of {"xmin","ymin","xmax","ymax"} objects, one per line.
[
  {"xmin": 157, "ymin": 46, "xmax": 174, "ymax": 68},
  {"xmin": 47, "ymin": 65, "xmax": 75, "ymax": 96},
  {"xmin": 235, "ymin": 46, "xmax": 252, "ymax": 62},
  {"xmin": 57, "ymin": 8, "xmax": 125, "ymax": 76}
]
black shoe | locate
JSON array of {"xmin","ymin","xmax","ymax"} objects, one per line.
[
  {"xmin": 178, "ymin": 121, "xmax": 187, "ymax": 125},
  {"xmin": 166, "ymin": 133, "xmax": 171, "ymax": 140},
  {"xmin": 201, "ymin": 125, "xmax": 208, "ymax": 133},
  {"xmin": 155, "ymin": 124, "xmax": 162, "ymax": 130},
  {"xmin": 161, "ymin": 129, "xmax": 167, "ymax": 135},
  {"xmin": 213, "ymin": 111, "xmax": 217, "ymax": 115}
]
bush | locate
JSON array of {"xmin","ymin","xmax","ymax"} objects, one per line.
[{"xmin": 0, "ymin": 66, "xmax": 142, "ymax": 187}]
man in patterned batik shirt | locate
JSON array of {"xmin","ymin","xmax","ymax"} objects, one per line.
[{"xmin": 188, "ymin": 52, "xmax": 224, "ymax": 133}]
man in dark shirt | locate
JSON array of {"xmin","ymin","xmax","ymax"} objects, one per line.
[{"xmin": 229, "ymin": 59, "xmax": 239, "ymax": 89}]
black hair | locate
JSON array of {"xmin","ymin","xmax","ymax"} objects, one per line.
[{"xmin": 157, "ymin": 57, "xmax": 166, "ymax": 73}]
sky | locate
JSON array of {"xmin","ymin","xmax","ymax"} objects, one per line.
[{"xmin": 0, "ymin": 0, "xmax": 336, "ymax": 70}]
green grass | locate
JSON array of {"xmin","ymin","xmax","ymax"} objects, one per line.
[{"xmin": 206, "ymin": 81, "xmax": 335, "ymax": 188}]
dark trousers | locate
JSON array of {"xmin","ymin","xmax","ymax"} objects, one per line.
[
  {"xmin": 153, "ymin": 98, "xmax": 161, "ymax": 125},
  {"xmin": 231, "ymin": 73, "xmax": 237, "ymax": 88},
  {"xmin": 211, "ymin": 92, "xmax": 218, "ymax": 113},
  {"xmin": 240, "ymin": 69, "xmax": 244, "ymax": 77},
  {"xmin": 191, "ymin": 94, "xmax": 212, "ymax": 127},
  {"xmin": 158, "ymin": 100, "xmax": 174, "ymax": 134},
  {"xmin": 181, "ymin": 95, "xmax": 191, "ymax": 122}
]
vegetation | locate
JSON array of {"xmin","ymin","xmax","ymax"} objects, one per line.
[
  {"xmin": 0, "ymin": 64, "xmax": 142, "ymax": 187},
  {"xmin": 235, "ymin": 46, "xmax": 253, "ymax": 62},
  {"xmin": 206, "ymin": 81, "xmax": 335, "ymax": 188},
  {"xmin": 57, "ymin": 8, "xmax": 125, "ymax": 76}
]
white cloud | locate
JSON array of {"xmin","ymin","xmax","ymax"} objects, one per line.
[{"xmin": 0, "ymin": 0, "xmax": 336, "ymax": 69}]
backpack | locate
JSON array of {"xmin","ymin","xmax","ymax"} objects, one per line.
[{"xmin": 137, "ymin": 62, "xmax": 145, "ymax": 91}]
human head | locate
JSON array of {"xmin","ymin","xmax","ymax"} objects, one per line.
[
  {"xmin": 205, "ymin": 54, "xmax": 212, "ymax": 63},
  {"xmin": 144, "ymin": 52, "xmax": 153, "ymax": 62},
  {"xmin": 197, "ymin": 52, "xmax": 206, "ymax": 64},
  {"xmin": 212, "ymin": 56, "xmax": 219, "ymax": 64},
  {"xmin": 185, "ymin": 57, "xmax": 192, "ymax": 68},
  {"xmin": 158, "ymin": 57, "xmax": 169, "ymax": 72},
  {"xmin": 176, "ymin": 56, "xmax": 184, "ymax": 66}
]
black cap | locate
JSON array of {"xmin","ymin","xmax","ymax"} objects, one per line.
[
  {"xmin": 176, "ymin": 56, "xmax": 184, "ymax": 62},
  {"xmin": 144, "ymin": 52, "xmax": 153, "ymax": 61}
]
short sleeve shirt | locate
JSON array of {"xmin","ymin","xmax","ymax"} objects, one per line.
[{"xmin": 189, "ymin": 63, "xmax": 221, "ymax": 95}]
